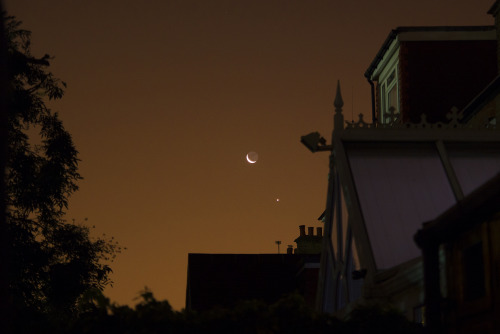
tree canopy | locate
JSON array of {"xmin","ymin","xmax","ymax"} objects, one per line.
[
  {"xmin": 32, "ymin": 289, "xmax": 421, "ymax": 334},
  {"xmin": 4, "ymin": 13, "xmax": 119, "ymax": 318}
]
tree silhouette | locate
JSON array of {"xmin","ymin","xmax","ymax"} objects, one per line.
[
  {"xmin": 69, "ymin": 290, "xmax": 423, "ymax": 334},
  {"xmin": 4, "ymin": 13, "xmax": 119, "ymax": 317}
]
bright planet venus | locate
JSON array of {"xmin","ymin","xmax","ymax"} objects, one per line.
[{"xmin": 246, "ymin": 151, "xmax": 258, "ymax": 164}]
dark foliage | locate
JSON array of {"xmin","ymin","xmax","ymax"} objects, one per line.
[
  {"xmin": 60, "ymin": 290, "xmax": 421, "ymax": 334},
  {"xmin": 4, "ymin": 13, "xmax": 120, "ymax": 321},
  {"xmin": 344, "ymin": 302, "xmax": 425, "ymax": 334},
  {"xmin": 69, "ymin": 290, "xmax": 342, "ymax": 334}
]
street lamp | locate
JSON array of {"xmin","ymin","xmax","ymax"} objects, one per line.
[{"xmin": 300, "ymin": 132, "xmax": 331, "ymax": 152}]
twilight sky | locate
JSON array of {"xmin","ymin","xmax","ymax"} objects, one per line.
[{"xmin": 4, "ymin": 0, "xmax": 495, "ymax": 310}]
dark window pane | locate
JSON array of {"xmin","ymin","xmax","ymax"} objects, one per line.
[{"xmin": 463, "ymin": 242, "xmax": 486, "ymax": 301}]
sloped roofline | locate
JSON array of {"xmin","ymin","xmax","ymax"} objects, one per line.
[
  {"xmin": 364, "ymin": 26, "xmax": 495, "ymax": 80},
  {"xmin": 488, "ymin": 0, "xmax": 500, "ymax": 16},
  {"xmin": 461, "ymin": 74, "xmax": 500, "ymax": 121}
]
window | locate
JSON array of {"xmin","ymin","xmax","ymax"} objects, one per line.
[
  {"xmin": 462, "ymin": 242, "xmax": 486, "ymax": 301},
  {"xmin": 453, "ymin": 223, "xmax": 491, "ymax": 317},
  {"xmin": 380, "ymin": 68, "xmax": 399, "ymax": 124}
]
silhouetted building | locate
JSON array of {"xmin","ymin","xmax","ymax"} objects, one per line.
[
  {"xmin": 294, "ymin": 225, "xmax": 323, "ymax": 254},
  {"xmin": 185, "ymin": 226, "xmax": 321, "ymax": 311},
  {"xmin": 312, "ymin": 3, "xmax": 500, "ymax": 323},
  {"xmin": 365, "ymin": 26, "xmax": 497, "ymax": 124},
  {"xmin": 415, "ymin": 173, "xmax": 500, "ymax": 333}
]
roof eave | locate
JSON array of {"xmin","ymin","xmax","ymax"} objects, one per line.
[{"xmin": 364, "ymin": 26, "xmax": 496, "ymax": 80}]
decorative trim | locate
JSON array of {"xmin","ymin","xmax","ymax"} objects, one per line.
[{"xmin": 345, "ymin": 107, "xmax": 498, "ymax": 130}]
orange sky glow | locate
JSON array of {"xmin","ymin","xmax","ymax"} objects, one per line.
[{"xmin": 4, "ymin": 0, "xmax": 495, "ymax": 310}]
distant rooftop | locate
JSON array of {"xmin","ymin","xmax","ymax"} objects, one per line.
[{"xmin": 186, "ymin": 253, "xmax": 320, "ymax": 311}]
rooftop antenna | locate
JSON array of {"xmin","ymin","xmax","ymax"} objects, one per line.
[{"xmin": 275, "ymin": 240, "xmax": 282, "ymax": 254}]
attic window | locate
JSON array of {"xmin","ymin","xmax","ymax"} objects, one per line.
[
  {"xmin": 387, "ymin": 69, "xmax": 396, "ymax": 85},
  {"xmin": 380, "ymin": 68, "xmax": 399, "ymax": 124}
]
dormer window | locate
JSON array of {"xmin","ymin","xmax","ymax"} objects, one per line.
[
  {"xmin": 380, "ymin": 68, "xmax": 399, "ymax": 124},
  {"xmin": 366, "ymin": 26, "xmax": 497, "ymax": 126}
]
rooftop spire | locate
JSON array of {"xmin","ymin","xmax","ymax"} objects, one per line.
[
  {"xmin": 334, "ymin": 80, "xmax": 344, "ymax": 111},
  {"xmin": 334, "ymin": 80, "xmax": 344, "ymax": 132}
]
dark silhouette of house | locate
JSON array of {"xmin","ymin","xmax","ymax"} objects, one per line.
[
  {"xmin": 185, "ymin": 225, "xmax": 322, "ymax": 311},
  {"xmin": 312, "ymin": 1, "xmax": 500, "ymax": 323},
  {"xmin": 415, "ymin": 172, "xmax": 500, "ymax": 333}
]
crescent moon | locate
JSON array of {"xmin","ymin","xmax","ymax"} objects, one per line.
[{"xmin": 246, "ymin": 154, "xmax": 257, "ymax": 164}]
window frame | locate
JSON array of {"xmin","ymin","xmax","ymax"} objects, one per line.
[{"xmin": 378, "ymin": 54, "xmax": 399, "ymax": 124}]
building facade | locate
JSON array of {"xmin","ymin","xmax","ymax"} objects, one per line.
[
  {"xmin": 311, "ymin": 3, "xmax": 500, "ymax": 322},
  {"xmin": 365, "ymin": 26, "xmax": 497, "ymax": 125},
  {"xmin": 416, "ymin": 173, "xmax": 500, "ymax": 333}
]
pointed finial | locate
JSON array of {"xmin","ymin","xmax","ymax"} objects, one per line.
[
  {"xmin": 334, "ymin": 80, "xmax": 344, "ymax": 111},
  {"xmin": 333, "ymin": 80, "xmax": 344, "ymax": 132}
]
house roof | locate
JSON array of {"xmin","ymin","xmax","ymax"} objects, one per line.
[
  {"xmin": 185, "ymin": 253, "xmax": 320, "ymax": 311},
  {"xmin": 333, "ymin": 126, "xmax": 500, "ymax": 271},
  {"xmin": 488, "ymin": 0, "xmax": 500, "ymax": 16},
  {"xmin": 364, "ymin": 26, "xmax": 496, "ymax": 80},
  {"xmin": 461, "ymin": 74, "xmax": 500, "ymax": 122}
]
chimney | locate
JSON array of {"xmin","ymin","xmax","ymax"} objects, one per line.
[
  {"xmin": 294, "ymin": 225, "xmax": 323, "ymax": 255},
  {"xmin": 287, "ymin": 245, "xmax": 293, "ymax": 254}
]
